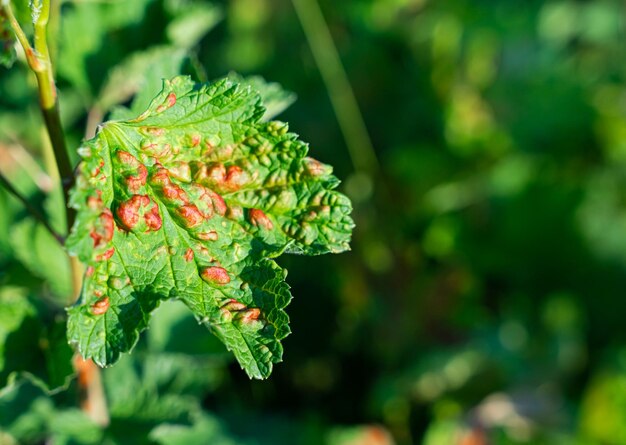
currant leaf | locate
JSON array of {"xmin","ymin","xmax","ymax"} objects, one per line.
[{"xmin": 66, "ymin": 76, "xmax": 353, "ymax": 379}]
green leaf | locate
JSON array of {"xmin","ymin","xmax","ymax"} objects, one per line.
[
  {"xmin": 0, "ymin": 288, "xmax": 34, "ymax": 375},
  {"xmin": 0, "ymin": 189, "xmax": 13, "ymax": 260},
  {"xmin": 98, "ymin": 46, "xmax": 187, "ymax": 116},
  {"xmin": 103, "ymin": 354, "xmax": 197, "ymax": 423},
  {"xmin": 0, "ymin": 380, "xmax": 102, "ymax": 444},
  {"xmin": 67, "ymin": 76, "xmax": 353, "ymax": 379},
  {"xmin": 149, "ymin": 413, "xmax": 241, "ymax": 445},
  {"xmin": 57, "ymin": 0, "xmax": 155, "ymax": 96},
  {"xmin": 0, "ymin": 380, "xmax": 54, "ymax": 443},
  {"xmin": 9, "ymin": 219, "xmax": 72, "ymax": 301},
  {"xmin": 96, "ymin": 350, "xmax": 227, "ymax": 442},
  {"xmin": 0, "ymin": 287, "xmax": 74, "ymax": 392},
  {"xmin": 147, "ymin": 299, "xmax": 228, "ymax": 357},
  {"xmin": 228, "ymin": 73, "xmax": 297, "ymax": 121},
  {"xmin": 48, "ymin": 409, "xmax": 103, "ymax": 445},
  {"xmin": 166, "ymin": 3, "xmax": 222, "ymax": 49}
]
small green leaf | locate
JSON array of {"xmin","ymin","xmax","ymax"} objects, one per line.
[{"xmin": 67, "ymin": 76, "xmax": 353, "ymax": 379}]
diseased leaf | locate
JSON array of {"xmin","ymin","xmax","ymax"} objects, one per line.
[{"xmin": 66, "ymin": 76, "xmax": 353, "ymax": 379}]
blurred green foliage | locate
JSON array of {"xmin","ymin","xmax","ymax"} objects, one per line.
[{"xmin": 3, "ymin": 0, "xmax": 626, "ymax": 443}]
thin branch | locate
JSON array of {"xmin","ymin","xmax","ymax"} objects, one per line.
[
  {"xmin": 292, "ymin": 0, "xmax": 379, "ymax": 176},
  {"xmin": 0, "ymin": 171, "xmax": 64, "ymax": 244},
  {"xmin": 2, "ymin": 0, "xmax": 109, "ymax": 426},
  {"xmin": 3, "ymin": 141, "xmax": 54, "ymax": 192},
  {"xmin": 1, "ymin": 1, "xmax": 41, "ymax": 70},
  {"xmin": 2, "ymin": 0, "xmax": 75, "ymax": 231},
  {"xmin": 73, "ymin": 355, "xmax": 110, "ymax": 428}
]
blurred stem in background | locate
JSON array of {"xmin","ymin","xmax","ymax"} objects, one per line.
[
  {"xmin": 0, "ymin": 170, "xmax": 63, "ymax": 243},
  {"xmin": 2, "ymin": 0, "xmax": 73, "ymax": 228},
  {"xmin": 292, "ymin": 0, "xmax": 379, "ymax": 178},
  {"xmin": 0, "ymin": 0, "xmax": 108, "ymax": 427}
]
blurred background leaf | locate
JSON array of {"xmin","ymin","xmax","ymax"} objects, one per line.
[{"xmin": 4, "ymin": 0, "xmax": 626, "ymax": 443}]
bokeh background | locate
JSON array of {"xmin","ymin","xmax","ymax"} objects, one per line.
[{"xmin": 3, "ymin": 0, "xmax": 626, "ymax": 444}]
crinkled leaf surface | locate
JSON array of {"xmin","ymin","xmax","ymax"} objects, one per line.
[{"xmin": 67, "ymin": 76, "xmax": 353, "ymax": 379}]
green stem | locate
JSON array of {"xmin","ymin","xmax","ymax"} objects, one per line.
[
  {"xmin": 0, "ymin": 171, "xmax": 64, "ymax": 244},
  {"xmin": 3, "ymin": 0, "xmax": 109, "ymax": 427},
  {"xmin": 3, "ymin": 0, "xmax": 75, "ymax": 231},
  {"xmin": 47, "ymin": 0, "xmax": 61, "ymax": 70},
  {"xmin": 292, "ymin": 0, "xmax": 379, "ymax": 176},
  {"xmin": 2, "ymin": 1, "xmax": 38, "ymax": 68}
]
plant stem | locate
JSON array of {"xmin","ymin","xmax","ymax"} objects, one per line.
[
  {"xmin": 0, "ymin": 171, "xmax": 64, "ymax": 244},
  {"xmin": 47, "ymin": 0, "xmax": 61, "ymax": 70},
  {"xmin": 3, "ymin": 0, "xmax": 75, "ymax": 231},
  {"xmin": 292, "ymin": 0, "xmax": 379, "ymax": 176},
  {"xmin": 73, "ymin": 355, "xmax": 110, "ymax": 427},
  {"xmin": 3, "ymin": 0, "xmax": 109, "ymax": 427}
]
